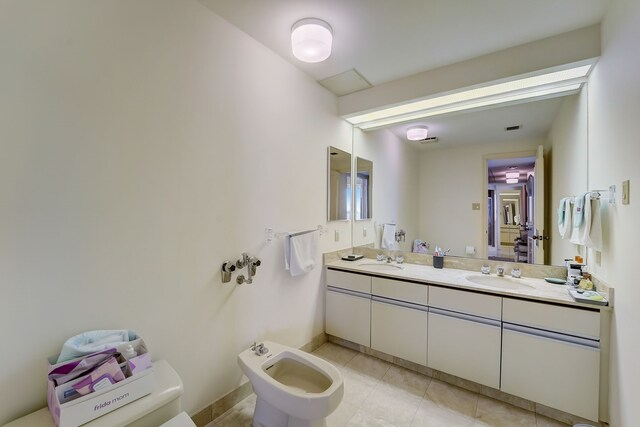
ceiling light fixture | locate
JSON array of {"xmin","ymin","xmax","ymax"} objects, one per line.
[
  {"xmin": 505, "ymin": 172, "xmax": 520, "ymax": 179},
  {"xmin": 344, "ymin": 61, "xmax": 595, "ymax": 130},
  {"xmin": 291, "ymin": 18, "xmax": 333, "ymax": 63},
  {"xmin": 506, "ymin": 178, "xmax": 519, "ymax": 184},
  {"xmin": 406, "ymin": 125, "xmax": 428, "ymax": 141}
]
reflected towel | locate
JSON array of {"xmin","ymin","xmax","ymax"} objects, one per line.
[
  {"xmin": 284, "ymin": 230, "xmax": 318, "ymax": 277},
  {"xmin": 381, "ymin": 223, "xmax": 398, "ymax": 250},
  {"xmin": 557, "ymin": 197, "xmax": 573, "ymax": 239},
  {"xmin": 570, "ymin": 193, "xmax": 588, "ymax": 244},
  {"xmin": 586, "ymin": 196, "xmax": 603, "ymax": 251}
]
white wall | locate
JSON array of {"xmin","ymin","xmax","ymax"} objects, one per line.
[
  {"xmin": 547, "ymin": 91, "xmax": 589, "ymax": 265},
  {"xmin": 587, "ymin": 0, "xmax": 640, "ymax": 424},
  {"xmin": 352, "ymin": 129, "xmax": 419, "ymax": 252},
  {"xmin": 0, "ymin": 0, "xmax": 351, "ymax": 423},
  {"xmin": 418, "ymin": 139, "xmax": 543, "ymax": 258}
]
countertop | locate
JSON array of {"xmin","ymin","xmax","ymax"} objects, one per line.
[{"xmin": 325, "ymin": 259, "xmax": 610, "ymax": 311}]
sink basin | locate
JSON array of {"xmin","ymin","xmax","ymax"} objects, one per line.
[
  {"xmin": 360, "ymin": 263, "xmax": 404, "ymax": 270},
  {"xmin": 466, "ymin": 274, "xmax": 533, "ymax": 290}
]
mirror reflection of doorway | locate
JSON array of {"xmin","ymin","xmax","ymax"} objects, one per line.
[{"xmin": 487, "ymin": 156, "xmax": 535, "ymax": 262}]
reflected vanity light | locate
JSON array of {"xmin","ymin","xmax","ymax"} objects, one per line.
[
  {"xmin": 345, "ymin": 61, "xmax": 594, "ymax": 130},
  {"xmin": 406, "ymin": 126, "xmax": 428, "ymax": 141},
  {"xmin": 505, "ymin": 172, "xmax": 520, "ymax": 179},
  {"xmin": 291, "ymin": 18, "xmax": 333, "ymax": 63},
  {"xmin": 506, "ymin": 178, "xmax": 519, "ymax": 184}
]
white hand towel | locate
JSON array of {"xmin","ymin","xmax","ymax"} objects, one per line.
[
  {"xmin": 570, "ymin": 193, "xmax": 588, "ymax": 245},
  {"xmin": 557, "ymin": 197, "xmax": 572, "ymax": 239},
  {"xmin": 284, "ymin": 231, "xmax": 318, "ymax": 277},
  {"xmin": 381, "ymin": 223, "xmax": 398, "ymax": 250},
  {"xmin": 586, "ymin": 197, "xmax": 603, "ymax": 251}
]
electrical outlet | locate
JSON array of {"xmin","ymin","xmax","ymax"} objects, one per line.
[
  {"xmin": 363, "ymin": 227, "xmax": 367, "ymax": 237},
  {"xmin": 472, "ymin": 203, "xmax": 480, "ymax": 210},
  {"xmin": 334, "ymin": 230, "xmax": 340, "ymax": 242},
  {"xmin": 622, "ymin": 180, "xmax": 630, "ymax": 204}
]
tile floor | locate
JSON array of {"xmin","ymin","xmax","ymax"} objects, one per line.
[{"xmin": 205, "ymin": 342, "xmax": 569, "ymax": 427}]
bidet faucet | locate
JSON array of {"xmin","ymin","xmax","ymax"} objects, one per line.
[{"xmin": 251, "ymin": 342, "xmax": 269, "ymax": 356}]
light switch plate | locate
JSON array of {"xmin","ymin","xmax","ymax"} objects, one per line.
[
  {"xmin": 334, "ymin": 230, "xmax": 340, "ymax": 242},
  {"xmin": 472, "ymin": 203, "xmax": 481, "ymax": 210},
  {"xmin": 363, "ymin": 227, "xmax": 367, "ymax": 237},
  {"xmin": 622, "ymin": 180, "xmax": 630, "ymax": 204}
]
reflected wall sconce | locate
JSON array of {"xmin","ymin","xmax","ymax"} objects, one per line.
[{"xmin": 291, "ymin": 18, "xmax": 333, "ymax": 63}]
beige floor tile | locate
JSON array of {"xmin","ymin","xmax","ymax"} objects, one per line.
[
  {"xmin": 313, "ymin": 342, "xmax": 359, "ymax": 367},
  {"xmin": 425, "ymin": 379, "xmax": 479, "ymax": 419},
  {"xmin": 474, "ymin": 395, "xmax": 537, "ymax": 427},
  {"xmin": 381, "ymin": 365, "xmax": 431, "ymax": 398},
  {"xmin": 360, "ymin": 382, "xmax": 422, "ymax": 427},
  {"xmin": 327, "ymin": 401, "xmax": 359, "ymax": 427},
  {"xmin": 341, "ymin": 368, "xmax": 381, "ymax": 406},
  {"xmin": 345, "ymin": 353, "xmax": 391, "ymax": 379},
  {"xmin": 411, "ymin": 398, "xmax": 475, "ymax": 427},
  {"xmin": 535, "ymin": 415, "xmax": 570, "ymax": 426},
  {"xmin": 213, "ymin": 394, "xmax": 255, "ymax": 427},
  {"xmin": 346, "ymin": 409, "xmax": 400, "ymax": 427}
]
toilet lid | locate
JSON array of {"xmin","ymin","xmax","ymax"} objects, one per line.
[{"xmin": 159, "ymin": 412, "xmax": 196, "ymax": 427}]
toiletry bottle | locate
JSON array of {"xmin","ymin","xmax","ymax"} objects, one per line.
[{"xmin": 122, "ymin": 344, "xmax": 137, "ymax": 359}]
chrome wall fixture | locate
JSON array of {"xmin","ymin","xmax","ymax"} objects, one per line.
[{"xmin": 221, "ymin": 253, "xmax": 261, "ymax": 284}]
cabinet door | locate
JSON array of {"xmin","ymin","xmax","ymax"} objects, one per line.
[
  {"xmin": 326, "ymin": 288, "xmax": 371, "ymax": 347},
  {"xmin": 428, "ymin": 309, "xmax": 501, "ymax": 388},
  {"xmin": 371, "ymin": 297, "xmax": 427, "ymax": 366},
  {"xmin": 501, "ymin": 325, "xmax": 600, "ymax": 421}
]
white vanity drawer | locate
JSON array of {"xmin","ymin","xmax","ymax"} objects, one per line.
[
  {"xmin": 326, "ymin": 269, "xmax": 371, "ymax": 294},
  {"xmin": 429, "ymin": 286, "xmax": 501, "ymax": 320},
  {"xmin": 372, "ymin": 277, "xmax": 428, "ymax": 305},
  {"xmin": 503, "ymin": 298, "xmax": 600, "ymax": 340}
]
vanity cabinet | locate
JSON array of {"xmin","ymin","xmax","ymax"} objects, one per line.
[
  {"xmin": 325, "ymin": 269, "xmax": 371, "ymax": 347},
  {"xmin": 501, "ymin": 299, "xmax": 600, "ymax": 421},
  {"xmin": 427, "ymin": 287, "xmax": 502, "ymax": 388},
  {"xmin": 370, "ymin": 277, "xmax": 428, "ymax": 365}
]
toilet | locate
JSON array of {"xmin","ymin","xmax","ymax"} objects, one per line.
[
  {"xmin": 3, "ymin": 360, "xmax": 196, "ymax": 427},
  {"xmin": 238, "ymin": 341, "xmax": 344, "ymax": 427}
]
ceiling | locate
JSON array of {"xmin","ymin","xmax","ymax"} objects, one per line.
[
  {"xmin": 199, "ymin": 0, "xmax": 607, "ymax": 86},
  {"xmin": 199, "ymin": 1, "xmax": 601, "ymax": 149}
]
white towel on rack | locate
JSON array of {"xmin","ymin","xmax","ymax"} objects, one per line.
[
  {"xmin": 557, "ymin": 197, "xmax": 573, "ymax": 239},
  {"xmin": 570, "ymin": 193, "xmax": 589, "ymax": 245},
  {"xmin": 586, "ymin": 196, "xmax": 603, "ymax": 251},
  {"xmin": 284, "ymin": 230, "xmax": 318, "ymax": 277},
  {"xmin": 381, "ymin": 223, "xmax": 398, "ymax": 250}
]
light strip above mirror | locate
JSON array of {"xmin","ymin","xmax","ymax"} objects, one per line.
[{"xmin": 344, "ymin": 61, "xmax": 595, "ymax": 130}]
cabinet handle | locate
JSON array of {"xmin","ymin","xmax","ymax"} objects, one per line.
[
  {"xmin": 429, "ymin": 307, "xmax": 501, "ymax": 328},
  {"xmin": 327, "ymin": 285, "xmax": 371, "ymax": 299},
  {"xmin": 371, "ymin": 295, "xmax": 428, "ymax": 312},
  {"xmin": 503, "ymin": 323, "xmax": 600, "ymax": 349}
]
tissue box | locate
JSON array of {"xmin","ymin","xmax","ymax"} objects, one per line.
[{"xmin": 47, "ymin": 338, "xmax": 154, "ymax": 427}]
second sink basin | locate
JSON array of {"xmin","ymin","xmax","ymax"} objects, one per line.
[{"xmin": 466, "ymin": 274, "xmax": 533, "ymax": 290}]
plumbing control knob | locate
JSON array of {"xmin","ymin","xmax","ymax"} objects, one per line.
[
  {"xmin": 252, "ymin": 259, "xmax": 261, "ymax": 267},
  {"xmin": 222, "ymin": 262, "xmax": 236, "ymax": 273}
]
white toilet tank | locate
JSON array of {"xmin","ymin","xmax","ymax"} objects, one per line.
[{"xmin": 3, "ymin": 360, "xmax": 194, "ymax": 427}]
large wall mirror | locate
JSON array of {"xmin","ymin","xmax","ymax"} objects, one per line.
[
  {"xmin": 327, "ymin": 146, "xmax": 352, "ymax": 221},
  {"xmin": 352, "ymin": 85, "xmax": 589, "ymax": 266}
]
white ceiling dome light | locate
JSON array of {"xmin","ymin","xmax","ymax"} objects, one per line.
[
  {"xmin": 291, "ymin": 18, "xmax": 333, "ymax": 63},
  {"xmin": 406, "ymin": 125, "xmax": 429, "ymax": 141}
]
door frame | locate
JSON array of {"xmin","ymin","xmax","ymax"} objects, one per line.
[{"xmin": 481, "ymin": 150, "xmax": 537, "ymax": 259}]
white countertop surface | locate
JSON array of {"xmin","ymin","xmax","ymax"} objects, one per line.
[{"xmin": 325, "ymin": 259, "xmax": 610, "ymax": 310}]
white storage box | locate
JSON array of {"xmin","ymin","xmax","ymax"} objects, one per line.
[{"xmin": 46, "ymin": 338, "xmax": 154, "ymax": 427}]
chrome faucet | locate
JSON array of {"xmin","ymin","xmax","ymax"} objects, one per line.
[
  {"xmin": 236, "ymin": 253, "xmax": 261, "ymax": 284},
  {"xmin": 496, "ymin": 267, "xmax": 505, "ymax": 277},
  {"xmin": 251, "ymin": 342, "xmax": 269, "ymax": 356}
]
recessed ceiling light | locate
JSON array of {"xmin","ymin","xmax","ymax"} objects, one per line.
[{"xmin": 344, "ymin": 61, "xmax": 594, "ymax": 130}]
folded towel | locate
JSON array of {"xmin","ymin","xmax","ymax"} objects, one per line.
[
  {"xmin": 557, "ymin": 197, "xmax": 573, "ymax": 239},
  {"xmin": 586, "ymin": 196, "xmax": 603, "ymax": 251},
  {"xmin": 570, "ymin": 193, "xmax": 588, "ymax": 244},
  {"xmin": 57, "ymin": 330, "xmax": 134, "ymax": 364},
  {"xmin": 381, "ymin": 223, "xmax": 398, "ymax": 250},
  {"xmin": 284, "ymin": 230, "xmax": 318, "ymax": 277}
]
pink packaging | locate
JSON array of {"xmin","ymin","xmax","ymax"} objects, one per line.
[{"xmin": 72, "ymin": 356, "xmax": 125, "ymax": 396}]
